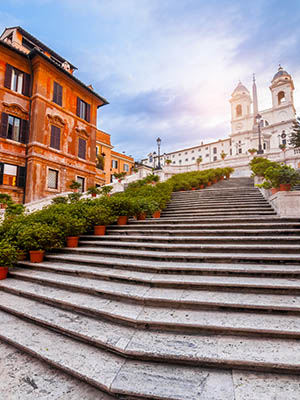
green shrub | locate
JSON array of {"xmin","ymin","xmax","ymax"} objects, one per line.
[
  {"xmin": 0, "ymin": 239, "xmax": 19, "ymax": 268},
  {"xmin": 17, "ymin": 223, "xmax": 63, "ymax": 252},
  {"xmin": 85, "ymin": 204, "xmax": 116, "ymax": 227}
]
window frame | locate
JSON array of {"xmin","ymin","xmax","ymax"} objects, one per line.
[
  {"xmin": 78, "ymin": 137, "xmax": 86, "ymax": 160},
  {"xmin": 47, "ymin": 168, "xmax": 59, "ymax": 190}
]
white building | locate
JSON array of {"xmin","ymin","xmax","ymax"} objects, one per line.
[{"xmin": 142, "ymin": 66, "xmax": 296, "ymax": 167}]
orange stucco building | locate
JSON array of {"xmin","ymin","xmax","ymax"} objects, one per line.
[{"xmin": 0, "ymin": 26, "xmax": 134, "ymax": 203}]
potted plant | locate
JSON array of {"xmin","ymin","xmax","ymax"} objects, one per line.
[
  {"xmin": 100, "ymin": 185, "xmax": 113, "ymax": 196},
  {"xmin": 113, "ymin": 172, "xmax": 126, "ymax": 182},
  {"xmin": 220, "ymin": 152, "xmax": 227, "ymax": 160},
  {"xmin": 248, "ymin": 148, "xmax": 257, "ymax": 155},
  {"xmin": 132, "ymin": 167, "xmax": 138, "ymax": 173},
  {"xmin": 87, "ymin": 185, "xmax": 101, "ymax": 198},
  {"xmin": 69, "ymin": 180, "xmax": 81, "ymax": 192},
  {"xmin": 96, "ymin": 154, "xmax": 105, "ymax": 170},
  {"xmin": 0, "ymin": 193, "xmax": 12, "ymax": 209},
  {"xmin": 85, "ymin": 205, "xmax": 116, "ymax": 235},
  {"xmin": 18, "ymin": 223, "xmax": 62, "ymax": 263},
  {"xmin": 279, "ymin": 144, "xmax": 287, "ymax": 151},
  {"xmin": 0, "ymin": 240, "xmax": 19, "ymax": 280},
  {"xmin": 165, "ymin": 159, "xmax": 172, "ymax": 165},
  {"xmin": 55, "ymin": 215, "xmax": 86, "ymax": 247},
  {"xmin": 108, "ymin": 195, "xmax": 134, "ymax": 225},
  {"xmin": 196, "ymin": 156, "xmax": 202, "ymax": 170}
]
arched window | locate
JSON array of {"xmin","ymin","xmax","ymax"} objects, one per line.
[
  {"xmin": 236, "ymin": 104, "xmax": 242, "ymax": 117},
  {"xmin": 278, "ymin": 91, "xmax": 286, "ymax": 104}
]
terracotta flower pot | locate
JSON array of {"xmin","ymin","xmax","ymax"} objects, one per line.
[
  {"xmin": 207, "ymin": 182, "xmax": 212, "ymax": 186},
  {"xmin": 271, "ymin": 187, "xmax": 279, "ymax": 195},
  {"xmin": 0, "ymin": 267, "xmax": 8, "ymax": 280},
  {"xmin": 92, "ymin": 193, "xmax": 97, "ymax": 198},
  {"xmin": 220, "ymin": 176, "xmax": 224, "ymax": 180},
  {"xmin": 0, "ymin": 203, "xmax": 7, "ymax": 209},
  {"xmin": 137, "ymin": 213, "xmax": 146, "ymax": 220},
  {"xmin": 94, "ymin": 225, "xmax": 106, "ymax": 235},
  {"xmin": 279, "ymin": 183, "xmax": 291, "ymax": 191},
  {"xmin": 199, "ymin": 184, "xmax": 204, "ymax": 189},
  {"xmin": 29, "ymin": 250, "xmax": 45, "ymax": 263},
  {"xmin": 225, "ymin": 175, "xmax": 230, "ymax": 180},
  {"xmin": 212, "ymin": 178, "xmax": 218, "ymax": 184},
  {"xmin": 66, "ymin": 236, "xmax": 79, "ymax": 248},
  {"xmin": 117, "ymin": 216, "xmax": 128, "ymax": 225},
  {"xmin": 191, "ymin": 187, "xmax": 196, "ymax": 191},
  {"xmin": 153, "ymin": 210, "xmax": 161, "ymax": 219}
]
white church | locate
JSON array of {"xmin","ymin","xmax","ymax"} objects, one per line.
[{"xmin": 142, "ymin": 66, "xmax": 297, "ymax": 168}]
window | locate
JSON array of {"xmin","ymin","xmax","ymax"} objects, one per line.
[
  {"xmin": 149, "ymin": 156, "xmax": 153, "ymax": 163},
  {"xmin": 238, "ymin": 148, "xmax": 242, "ymax": 154},
  {"xmin": 213, "ymin": 156, "xmax": 217, "ymax": 161},
  {"xmin": 191, "ymin": 150, "xmax": 194, "ymax": 153},
  {"xmin": 50, "ymin": 125, "xmax": 61, "ymax": 150},
  {"xmin": 124, "ymin": 164, "xmax": 129, "ymax": 172},
  {"xmin": 76, "ymin": 97, "xmax": 90, "ymax": 122},
  {"xmin": 4, "ymin": 64, "xmax": 31, "ymax": 96},
  {"xmin": 172, "ymin": 155, "xmax": 175, "ymax": 158},
  {"xmin": 278, "ymin": 91, "xmax": 286, "ymax": 105},
  {"xmin": 198, "ymin": 149, "xmax": 201, "ymax": 151},
  {"xmin": 76, "ymin": 176, "xmax": 85, "ymax": 193},
  {"xmin": 263, "ymin": 142, "xmax": 267, "ymax": 150},
  {"xmin": 185, "ymin": 152, "xmax": 188, "ymax": 155},
  {"xmin": 112, "ymin": 160, "xmax": 118, "ymax": 168},
  {"xmin": 178, "ymin": 153, "xmax": 181, "ymax": 156},
  {"xmin": 192, "ymin": 157, "xmax": 195, "ymax": 160},
  {"xmin": 0, "ymin": 163, "xmax": 26, "ymax": 187},
  {"xmin": 213, "ymin": 147, "xmax": 217, "ymax": 154},
  {"xmin": 78, "ymin": 138, "xmax": 86, "ymax": 159},
  {"xmin": 179, "ymin": 160, "xmax": 182, "ymax": 164},
  {"xmin": 206, "ymin": 154, "xmax": 209, "ymax": 158},
  {"xmin": 48, "ymin": 169, "xmax": 58, "ymax": 189},
  {"xmin": 236, "ymin": 104, "xmax": 242, "ymax": 117},
  {"xmin": 53, "ymin": 82, "xmax": 63, "ymax": 106},
  {"xmin": 185, "ymin": 158, "xmax": 188, "ymax": 162},
  {"xmin": 0, "ymin": 113, "xmax": 28, "ymax": 143},
  {"xmin": 7, "ymin": 115, "xmax": 21, "ymax": 142}
]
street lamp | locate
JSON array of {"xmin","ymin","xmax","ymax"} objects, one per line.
[
  {"xmin": 156, "ymin": 137, "xmax": 162, "ymax": 169},
  {"xmin": 256, "ymin": 113, "xmax": 264, "ymax": 154}
]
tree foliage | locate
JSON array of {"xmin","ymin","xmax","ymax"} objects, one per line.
[{"xmin": 289, "ymin": 117, "xmax": 300, "ymax": 148}]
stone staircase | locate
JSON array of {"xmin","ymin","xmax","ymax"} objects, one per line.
[{"xmin": 1, "ymin": 177, "xmax": 300, "ymax": 399}]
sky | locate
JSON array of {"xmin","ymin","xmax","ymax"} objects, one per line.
[{"xmin": 1, "ymin": 0, "xmax": 300, "ymax": 160}]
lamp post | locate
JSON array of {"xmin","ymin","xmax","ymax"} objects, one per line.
[
  {"xmin": 156, "ymin": 137, "xmax": 162, "ymax": 169},
  {"xmin": 256, "ymin": 113, "xmax": 264, "ymax": 154}
]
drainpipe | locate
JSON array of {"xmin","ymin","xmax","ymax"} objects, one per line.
[{"xmin": 22, "ymin": 57, "xmax": 34, "ymax": 204}]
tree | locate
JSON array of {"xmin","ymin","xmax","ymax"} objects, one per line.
[{"xmin": 289, "ymin": 117, "xmax": 300, "ymax": 148}]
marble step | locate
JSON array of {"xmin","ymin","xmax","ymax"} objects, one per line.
[
  {"xmin": 81, "ymin": 235, "xmax": 300, "ymax": 245},
  {"xmin": 105, "ymin": 229, "xmax": 300, "ymax": 237},
  {"xmin": 160, "ymin": 211, "xmax": 276, "ymax": 217},
  {"xmin": 0, "ymin": 310, "xmax": 225, "ymax": 400},
  {"xmin": 125, "ymin": 217, "xmax": 299, "ymax": 225},
  {"xmin": 107, "ymin": 222, "xmax": 300, "ymax": 231},
  {"xmin": 165, "ymin": 203, "xmax": 272, "ymax": 211},
  {"xmin": 3, "ymin": 277, "xmax": 300, "ymax": 338},
  {"xmin": 56, "ymin": 246, "xmax": 300, "ymax": 264},
  {"xmin": 44, "ymin": 253, "xmax": 300, "ymax": 276},
  {"xmin": 78, "ymin": 241, "xmax": 300, "ymax": 255},
  {"xmin": 1, "ymin": 291, "xmax": 300, "ymax": 374},
  {"xmin": 9, "ymin": 267, "xmax": 300, "ymax": 304}
]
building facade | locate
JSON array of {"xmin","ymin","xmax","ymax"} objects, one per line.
[
  {"xmin": 142, "ymin": 66, "xmax": 297, "ymax": 168},
  {"xmin": 0, "ymin": 26, "xmax": 134, "ymax": 203}
]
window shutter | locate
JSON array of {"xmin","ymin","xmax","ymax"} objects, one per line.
[
  {"xmin": 76, "ymin": 97, "xmax": 81, "ymax": 117},
  {"xmin": 0, "ymin": 163, "xmax": 4, "ymax": 185},
  {"xmin": 0, "ymin": 113, "xmax": 8, "ymax": 138},
  {"xmin": 16, "ymin": 166, "xmax": 26, "ymax": 188},
  {"xmin": 50, "ymin": 125, "xmax": 61, "ymax": 150},
  {"xmin": 20, "ymin": 119, "xmax": 29, "ymax": 144},
  {"xmin": 78, "ymin": 138, "xmax": 86, "ymax": 159},
  {"xmin": 57, "ymin": 84, "xmax": 62, "ymax": 106},
  {"xmin": 86, "ymin": 103, "xmax": 91, "ymax": 123},
  {"xmin": 22, "ymin": 73, "xmax": 31, "ymax": 97},
  {"xmin": 4, "ymin": 64, "xmax": 12, "ymax": 89},
  {"xmin": 53, "ymin": 82, "xmax": 58, "ymax": 104}
]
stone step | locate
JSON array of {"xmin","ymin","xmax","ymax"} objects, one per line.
[
  {"xmin": 17, "ymin": 260, "xmax": 300, "ymax": 290},
  {"xmin": 0, "ymin": 310, "xmax": 222, "ymax": 399},
  {"xmin": 3, "ymin": 277, "xmax": 300, "ymax": 338},
  {"xmin": 10, "ymin": 266, "xmax": 300, "ymax": 298},
  {"xmin": 81, "ymin": 235, "xmax": 300, "ymax": 245},
  {"xmin": 165, "ymin": 203, "xmax": 272, "ymax": 211},
  {"xmin": 56, "ymin": 246, "xmax": 300, "ymax": 264},
  {"xmin": 108, "ymin": 222, "xmax": 300, "ymax": 231},
  {"xmin": 125, "ymin": 217, "xmax": 299, "ymax": 225},
  {"xmin": 105, "ymin": 229, "xmax": 300, "ymax": 237},
  {"xmin": 78, "ymin": 241, "xmax": 300, "ymax": 255},
  {"xmin": 160, "ymin": 211, "xmax": 276, "ymax": 217},
  {"xmin": 44, "ymin": 254, "xmax": 300, "ymax": 276},
  {"xmin": 1, "ymin": 290, "xmax": 300, "ymax": 374}
]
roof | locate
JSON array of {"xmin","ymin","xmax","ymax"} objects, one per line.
[
  {"xmin": 111, "ymin": 150, "xmax": 134, "ymax": 162},
  {"xmin": 231, "ymin": 81, "xmax": 250, "ymax": 97},
  {"xmin": 0, "ymin": 37, "xmax": 109, "ymax": 107},
  {"xmin": 272, "ymin": 66, "xmax": 290, "ymax": 81},
  {"xmin": 2, "ymin": 26, "xmax": 77, "ymax": 70}
]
